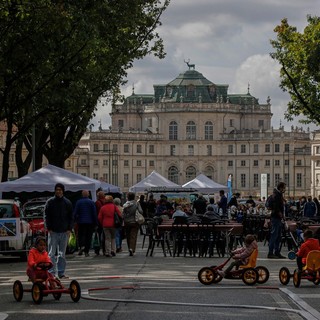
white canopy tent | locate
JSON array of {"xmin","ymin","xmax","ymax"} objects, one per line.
[
  {"xmin": 0, "ymin": 164, "xmax": 121, "ymax": 201},
  {"xmin": 129, "ymin": 170, "xmax": 180, "ymax": 192},
  {"xmin": 182, "ymin": 174, "xmax": 228, "ymax": 194}
]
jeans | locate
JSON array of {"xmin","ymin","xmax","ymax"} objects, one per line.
[
  {"xmin": 48, "ymin": 231, "xmax": 69, "ymax": 277},
  {"xmin": 115, "ymin": 227, "xmax": 123, "ymax": 249},
  {"xmin": 268, "ymin": 217, "xmax": 282, "ymax": 255}
]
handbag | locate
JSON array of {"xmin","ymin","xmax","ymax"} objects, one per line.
[
  {"xmin": 68, "ymin": 230, "xmax": 77, "ymax": 253},
  {"xmin": 135, "ymin": 209, "xmax": 145, "ymax": 225},
  {"xmin": 114, "ymin": 211, "xmax": 123, "ymax": 228}
]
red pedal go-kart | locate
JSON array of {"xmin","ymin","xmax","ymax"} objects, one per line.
[
  {"xmin": 279, "ymin": 250, "xmax": 320, "ymax": 288},
  {"xmin": 198, "ymin": 249, "xmax": 269, "ymax": 286},
  {"xmin": 13, "ymin": 262, "xmax": 81, "ymax": 304}
]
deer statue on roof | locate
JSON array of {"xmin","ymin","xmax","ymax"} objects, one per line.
[{"xmin": 184, "ymin": 59, "xmax": 195, "ymax": 70}]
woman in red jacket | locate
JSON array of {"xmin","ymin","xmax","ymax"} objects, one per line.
[{"xmin": 98, "ymin": 195, "xmax": 122, "ymax": 257}]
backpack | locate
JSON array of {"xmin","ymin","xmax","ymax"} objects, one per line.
[{"xmin": 265, "ymin": 195, "xmax": 274, "ymax": 210}]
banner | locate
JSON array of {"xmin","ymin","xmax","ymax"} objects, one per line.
[
  {"xmin": 227, "ymin": 174, "xmax": 232, "ymax": 201},
  {"xmin": 0, "ymin": 218, "xmax": 20, "ymax": 240}
]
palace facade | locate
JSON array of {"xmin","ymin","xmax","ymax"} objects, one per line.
[{"xmin": 71, "ymin": 65, "xmax": 312, "ymax": 198}]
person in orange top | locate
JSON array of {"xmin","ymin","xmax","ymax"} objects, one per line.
[
  {"xmin": 27, "ymin": 237, "xmax": 53, "ymax": 282},
  {"xmin": 296, "ymin": 229, "xmax": 320, "ymax": 271}
]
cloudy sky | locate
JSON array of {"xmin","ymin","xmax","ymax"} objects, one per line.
[{"xmin": 94, "ymin": 0, "xmax": 319, "ymax": 132}]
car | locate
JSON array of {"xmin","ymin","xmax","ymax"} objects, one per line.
[
  {"xmin": 0, "ymin": 199, "xmax": 32, "ymax": 260},
  {"xmin": 22, "ymin": 198, "xmax": 48, "ymax": 236}
]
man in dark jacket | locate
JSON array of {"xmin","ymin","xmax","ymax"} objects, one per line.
[
  {"xmin": 192, "ymin": 194, "xmax": 207, "ymax": 215},
  {"xmin": 45, "ymin": 183, "xmax": 73, "ymax": 278},
  {"xmin": 268, "ymin": 182, "xmax": 286, "ymax": 259},
  {"xmin": 74, "ymin": 190, "xmax": 98, "ymax": 257}
]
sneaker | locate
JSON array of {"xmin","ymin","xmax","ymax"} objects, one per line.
[
  {"xmin": 78, "ymin": 247, "xmax": 85, "ymax": 256},
  {"xmin": 129, "ymin": 249, "xmax": 133, "ymax": 256},
  {"xmin": 111, "ymin": 251, "xmax": 116, "ymax": 257},
  {"xmin": 275, "ymin": 253, "xmax": 286, "ymax": 259},
  {"xmin": 267, "ymin": 253, "xmax": 278, "ymax": 259},
  {"xmin": 217, "ymin": 270, "xmax": 225, "ymax": 278},
  {"xmin": 105, "ymin": 254, "xmax": 112, "ymax": 257},
  {"xmin": 59, "ymin": 275, "xmax": 69, "ymax": 279}
]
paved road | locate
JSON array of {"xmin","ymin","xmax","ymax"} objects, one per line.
[{"xmin": 1, "ymin": 236, "xmax": 320, "ymax": 320}]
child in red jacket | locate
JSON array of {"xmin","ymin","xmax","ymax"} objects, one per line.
[
  {"xmin": 296, "ymin": 229, "xmax": 320, "ymax": 271},
  {"xmin": 27, "ymin": 237, "xmax": 53, "ymax": 282}
]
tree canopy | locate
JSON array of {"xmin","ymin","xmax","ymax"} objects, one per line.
[
  {"xmin": 0, "ymin": 0, "xmax": 169, "ymax": 181},
  {"xmin": 270, "ymin": 16, "xmax": 320, "ymax": 125}
]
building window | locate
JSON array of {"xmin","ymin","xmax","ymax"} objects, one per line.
[
  {"xmin": 186, "ymin": 166, "xmax": 196, "ymax": 180},
  {"xmin": 284, "ymin": 173, "xmax": 289, "ymax": 186},
  {"xmin": 124, "ymin": 144, "xmax": 129, "ymax": 153},
  {"xmin": 93, "ymin": 173, "xmax": 99, "ymax": 179},
  {"xmin": 228, "ymin": 160, "xmax": 233, "ymax": 167},
  {"xmin": 230, "ymin": 119, "xmax": 234, "ymax": 127},
  {"xmin": 186, "ymin": 121, "xmax": 196, "ymax": 140},
  {"xmin": 204, "ymin": 166, "xmax": 214, "ymax": 179},
  {"xmin": 124, "ymin": 174, "xmax": 129, "ymax": 187},
  {"xmin": 241, "ymin": 160, "xmax": 246, "ymax": 167},
  {"xmin": 228, "ymin": 145, "xmax": 233, "ymax": 153},
  {"xmin": 124, "ymin": 160, "xmax": 129, "ymax": 167},
  {"xmin": 94, "ymin": 159, "xmax": 99, "ymax": 166},
  {"xmin": 265, "ymin": 160, "xmax": 270, "ymax": 167},
  {"xmin": 240, "ymin": 174, "xmax": 246, "ymax": 188},
  {"xmin": 149, "ymin": 160, "xmax": 155, "ymax": 167},
  {"xmin": 284, "ymin": 144, "xmax": 290, "ymax": 152},
  {"xmin": 118, "ymin": 119, "xmax": 124, "ymax": 128},
  {"xmin": 204, "ymin": 121, "xmax": 213, "ymax": 140},
  {"xmin": 103, "ymin": 160, "xmax": 108, "ymax": 166},
  {"xmin": 187, "ymin": 84, "xmax": 195, "ymax": 98},
  {"xmin": 66, "ymin": 160, "xmax": 71, "ymax": 167},
  {"xmin": 316, "ymin": 160, "xmax": 320, "ymax": 167},
  {"xmin": 253, "ymin": 174, "xmax": 259, "ymax": 188},
  {"xmin": 112, "ymin": 144, "xmax": 118, "ymax": 152},
  {"xmin": 296, "ymin": 159, "xmax": 302, "ymax": 166},
  {"xmin": 188, "ymin": 145, "xmax": 194, "ymax": 156},
  {"xmin": 207, "ymin": 145, "xmax": 212, "ymax": 156},
  {"xmin": 297, "ymin": 173, "xmax": 302, "ymax": 188},
  {"xmin": 102, "ymin": 173, "xmax": 108, "ymax": 181},
  {"xmin": 258, "ymin": 120, "xmax": 264, "ymax": 128},
  {"xmin": 275, "ymin": 160, "xmax": 280, "ymax": 166},
  {"xmin": 253, "ymin": 144, "xmax": 258, "ymax": 153},
  {"xmin": 265, "ymin": 144, "xmax": 270, "ymax": 152},
  {"xmin": 170, "ymin": 145, "xmax": 176, "ymax": 156},
  {"xmin": 80, "ymin": 159, "xmax": 86, "ymax": 165},
  {"xmin": 93, "ymin": 144, "xmax": 99, "ymax": 152},
  {"xmin": 284, "ymin": 159, "xmax": 290, "ymax": 166},
  {"xmin": 168, "ymin": 166, "xmax": 179, "ymax": 184},
  {"xmin": 112, "ymin": 159, "xmax": 117, "ymax": 166},
  {"xmin": 169, "ymin": 121, "xmax": 178, "ymax": 140},
  {"xmin": 275, "ymin": 144, "xmax": 280, "ymax": 153},
  {"xmin": 147, "ymin": 118, "xmax": 152, "ymax": 127},
  {"xmin": 137, "ymin": 160, "xmax": 142, "ymax": 166},
  {"xmin": 253, "ymin": 160, "xmax": 258, "ymax": 167},
  {"xmin": 149, "ymin": 145, "xmax": 154, "ymax": 153},
  {"xmin": 275, "ymin": 173, "xmax": 281, "ymax": 186},
  {"xmin": 103, "ymin": 144, "xmax": 108, "ymax": 152},
  {"xmin": 240, "ymin": 144, "xmax": 246, "ymax": 153},
  {"xmin": 267, "ymin": 173, "xmax": 270, "ymax": 187},
  {"xmin": 137, "ymin": 174, "xmax": 142, "ymax": 182},
  {"xmin": 137, "ymin": 145, "xmax": 142, "ymax": 153}
]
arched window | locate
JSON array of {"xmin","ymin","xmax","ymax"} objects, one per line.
[
  {"xmin": 169, "ymin": 121, "xmax": 178, "ymax": 140},
  {"xmin": 186, "ymin": 166, "xmax": 196, "ymax": 180},
  {"xmin": 204, "ymin": 166, "xmax": 214, "ymax": 180},
  {"xmin": 205, "ymin": 121, "xmax": 213, "ymax": 140},
  {"xmin": 186, "ymin": 121, "xmax": 196, "ymax": 140},
  {"xmin": 168, "ymin": 166, "xmax": 179, "ymax": 184},
  {"xmin": 187, "ymin": 85, "xmax": 195, "ymax": 98}
]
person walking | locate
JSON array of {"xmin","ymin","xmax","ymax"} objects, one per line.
[
  {"xmin": 45, "ymin": 183, "xmax": 73, "ymax": 279},
  {"xmin": 73, "ymin": 190, "xmax": 98, "ymax": 257},
  {"xmin": 217, "ymin": 189, "xmax": 228, "ymax": 216},
  {"xmin": 113, "ymin": 197, "xmax": 124, "ymax": 253},
  {"xmin": 95, "ymin": 190, "xmax": 106, "ymax": 255},
  {"xmin": 268, "ymin": 181, "xmax": 286, "ymax": 259},
  {"xmin": 123, "ymin": 192, "xmax": 143, "ymax": 256},
  {"xmin": 98, "ymin": 195, "xmax": 122, "ymax": 257},
  {"xmin": 303, "ymin": 196, "xmax": 317, "ymax": 218}
]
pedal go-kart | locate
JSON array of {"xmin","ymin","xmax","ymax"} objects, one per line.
[
  {"xmin": 198, "ymin": 249, "xmax": 269, "ymax": 286},
  {"xmin": 13, "ymin": 262, "xmax": 81, "ymax": 304},
  {"xmin": 279, "ymin": 250, "xmax": 320, "ymax": 288}
]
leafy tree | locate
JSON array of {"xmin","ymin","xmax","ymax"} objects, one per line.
[
  {"xmin": 270, "ymin": 16, "xmax": 320, "ymax": 125},
  {"xmin": 0, "ymin": 0, "xmax": 169, "ymax": 180}
]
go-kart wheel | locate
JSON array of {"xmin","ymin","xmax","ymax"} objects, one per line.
[
  {"xmin": 198, "ymin": 267, "xmax": 215, "ymax": 285},
  {"xmin": 37, "ymin": 262, "xmax": 53, "ymax": 270},
  {"xmin": 255, "ymin": 266, "xmax": 269, "ymax": 284},
  {"xmin": 242, "ymin": 268, "xmax": 258, "ymax": 286},
  {"xmin": 279, "ymin": 267, "xmax": 291, "ymax": 285},
  {"xmin": 288, "ymin": 251, "xmax": 296, "ymax": 260},
  {"xmin": 32, "ymin": 282, "xmax": 44, "ymax": 304},
  {"xmin": 69, "ymin": 280, "xmax": 81, "ymax": 302},
  {"xmin": 209, "ymin": 265, "xmax": 223, "ymax": 283},
  {"xmin": 293, "ymin": 269, "xmax": 301, "ymax": 288},
  {"xmin": 13, "ymin": 280, "xmax": 23, "ymax": 302}
]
